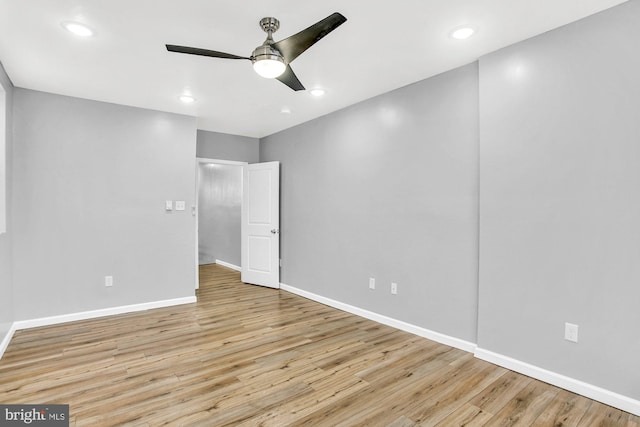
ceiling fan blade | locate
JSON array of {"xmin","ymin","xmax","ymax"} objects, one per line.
[
  {"xmin": 276, "ymin": 65, "xmax": 305, "ymax": 91},
  {"xmin": 273, "ymin": 12, "xmax": 347, "ymax": 63},
  {"xmin": 166, "ymin": 44, "xmax": 250, "ymax": 60}
]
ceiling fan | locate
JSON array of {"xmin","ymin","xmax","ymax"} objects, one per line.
[{"xmin": 166, "ymin": 12, "xmax": 347, "ymax": 91}]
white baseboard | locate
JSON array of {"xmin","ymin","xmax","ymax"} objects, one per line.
[
  {"xmin": 475, "ymin": 348, "xmax": 640, "ymax": 416},
  {"xmin": 279, "ymin": 282, "xmax": 477, "ymax": 353},
  {"xmin": 3, "ymin": 280, "xmax": 638, "ymax": 416},
  {"xmin": 12, "ymin": 296, "xmax": 197, "ymax": 331},
  {"xmin": 279, "ymin": 282, "xmax": 639, "ymax": 416},
  {"xmin": 0, "ymin": 323, "xmax": 18, "ymax": 360},
  {"xmin": 215, "ymin": 259, "xmax": 241, "ymax": 272}
]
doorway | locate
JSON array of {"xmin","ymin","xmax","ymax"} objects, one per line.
[{"xmin": 195, "ymin": 158, "xmax": 247, "ymax": 289}]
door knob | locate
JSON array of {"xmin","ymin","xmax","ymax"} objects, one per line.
[{"xmin": 271, "ymin": 229, "xmax": 279, "ymax": 234}]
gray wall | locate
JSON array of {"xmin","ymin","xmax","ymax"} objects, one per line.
[
  {"xmin": 0, "ymin": 62, "xmax": 14, "ymax": 341},
  {"xmin": 261, "ymin": 63, "xmax": 480, "ymax": 343},
  {"xmin": 198, "ymin": 162, "xmax": 242, "ymax": 267},
  {"xmin": 12, "ymin": 89, "xmax": 197, "ymax": 320},
  {"xmin": 478, "ymin": 0, "xmax": 640, "ymax": 400},
  {"xmin": 197, "ymin": 130, "xmax": 259, "ymax": 163}
]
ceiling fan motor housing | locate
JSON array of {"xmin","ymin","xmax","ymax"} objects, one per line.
[{"xmin": 251, "ymin": 44, "xmax": 284, "ymax": 64}]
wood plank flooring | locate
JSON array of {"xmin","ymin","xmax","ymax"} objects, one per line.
[{"xmin": 1, "ymin": 264, "xmax": 638, "ymax": 426}]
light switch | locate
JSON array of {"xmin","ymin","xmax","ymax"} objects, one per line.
[
  {"xmin": 175, "ymin": 201, "xmax": 186, "ymax": 211},
  {"xmin": 165, "ymin": 200, "xmax": 173, "ymax": 211}
]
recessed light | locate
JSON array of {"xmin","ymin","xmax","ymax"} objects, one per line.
[
  {"xmin": 450, "ymin": 26, "xmax": 476, "ymax": 40},
  {"xmin": 310, "ymin": 88, "xmax": 326, "ymax": 97},
  {"xmin": 281, "ymin": 107, "xmax": 291, "ymax": 114},
  {"xmin": 62, "ymin": 21, "xmax": 94, "ymax": 37},
  {"xmin": 179, "ymin": 95, "xmax": 196, "ymax": 103}
]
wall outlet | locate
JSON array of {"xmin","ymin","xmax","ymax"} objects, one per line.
[
  {"xmin": 175, "ymin": 201, "xmax": 186, "ymax": 211},
  {"xmin": 565, "ymin": 322, "xmax": 578, "ymax": 343},
  {"xmin": 391, "ymin": 282, "xmax": 398, "ymax": 295},
  {"xmin": 369, "ymin": 277, "xmax": 375, "ymax": 290},
  {"xmin": 105, "ymin": 276, "xmax": 113, "ymax": 287}
]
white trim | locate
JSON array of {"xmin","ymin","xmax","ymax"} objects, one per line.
[
  {"xmin": 12, "ymin": 296, "xmax": 197, "ymax": 331},
  {"xmin": 196, "ymin": 157, "xmax": 248, "ymax": 166},
  {"xmin": 280, "ymin": 282, "xmax": 477, "ymax": 353},
  {"xmin": 474, "ymin": 348, "xmax": 640, "ymax": 416},
  {"xmin": 0, "ymin": 322, "xmax": 17, "ymax": 360},
  {"xmin": 195, "ymin": 161, "xmax": 200, "ymax": 290},
  {"xmin": 215, "ymin": 259, "xmax": 241, "ymax": 272}
]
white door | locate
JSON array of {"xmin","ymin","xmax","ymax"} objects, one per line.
[{"xmin": 241, "ymin": 161, "xmax": 280, "ymax": 288}]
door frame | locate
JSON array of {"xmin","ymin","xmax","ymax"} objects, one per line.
[{"xmin": 194, "ymin": 157, "xmax": 248, "ymax": 289}]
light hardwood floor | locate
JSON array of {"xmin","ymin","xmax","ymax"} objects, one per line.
[{"xmin": 1, "ymin": 264, "xmax": 638, "ymax": 426}]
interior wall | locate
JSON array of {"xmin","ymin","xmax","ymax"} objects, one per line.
[
  {"xmin": 478, "ymin": 0, "xmax": 640, "ymax": 401},
  {"xmin": 197, "ymin": 130, "xmax": 259, "ymax": 163},
  {"xmin": 0, "ymin": 0, "xmax": 636, "ymax": 409},
  {"xmin": 260, "ymin": 63, "xmax": 480, "ymax": 344},
  {"xmin": 198, "ymin": 163, "xmax": 242, "ymax": 267},
  {"xmin": 0, "ymin": 78, "xmax": 6, "ymax": 234},
  {"xmin": 0, "ymin": 62, "xmax": 14, "ymax": 341},
  {"xmin": 12, "ymin": 89, "xmax": 197, "ymax": 320}
]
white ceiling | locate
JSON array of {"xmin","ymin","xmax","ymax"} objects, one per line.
[{"xmin": 0, "ymin": 0, "xmax": 628, "ymax": 138}]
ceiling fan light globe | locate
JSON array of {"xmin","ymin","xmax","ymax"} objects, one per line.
[{"xmin": 253, "ymin": 58, "xmax": 286, "ymax": 79}]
